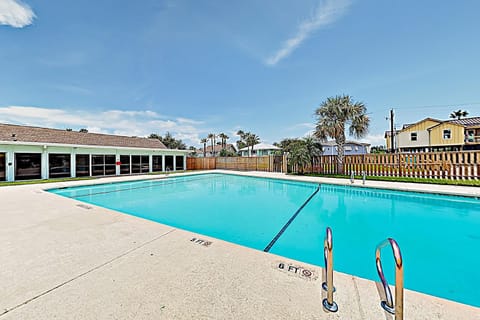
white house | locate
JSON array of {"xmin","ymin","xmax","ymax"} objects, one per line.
[
  {"xmin": 239, "ymin": 143, "xmax": 281, "ymax": 157},
  {"xmin": 0, "ymin": 123, "xmax": 189, "ymax": 182}
]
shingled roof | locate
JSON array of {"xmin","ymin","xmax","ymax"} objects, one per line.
[
  {"xmin": 447, "ymin": 117, "xmax": 480, "ymax": 127},
  {"xmin": 0, "ymin": 123, "xmax": 167, "ymax": 149}
]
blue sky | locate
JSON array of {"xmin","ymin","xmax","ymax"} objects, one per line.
[{"xmin": 1, "ymin": 0, "xmax": 479, "ymax": 147}]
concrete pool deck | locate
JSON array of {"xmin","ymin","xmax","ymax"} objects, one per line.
[{"xmin": 1, "ymin": 170, "xmax": 479, "ymax": 319}]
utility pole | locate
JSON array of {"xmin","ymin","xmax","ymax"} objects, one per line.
[{"xmin": 390, "ymin": 109, "xmax": 395, "ymax": 153}]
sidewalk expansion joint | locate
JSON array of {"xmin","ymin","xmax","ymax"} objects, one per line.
[{"xmin": 0, "ymin": 228, "xmax": 176, "ymax": 317}]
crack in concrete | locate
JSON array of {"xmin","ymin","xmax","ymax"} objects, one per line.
[
  {"xmin": 352, "ymin": 276, "xmax": 367, "ymax": 319},
  {"xmin": 0, "ymin": 228, "xmax": 176, "ymax": 317}
]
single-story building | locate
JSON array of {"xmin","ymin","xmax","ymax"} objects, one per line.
[
  {"xmin": 0, "ymin": 123, "xmax": 189, "ymax": 182},
  {"xmin": 322, "ymin": 140, "xmax": 370, "ymax": 155},
  {"xmin": 239, "ymin": 143, "xmax": 281, "ymax": 157}
]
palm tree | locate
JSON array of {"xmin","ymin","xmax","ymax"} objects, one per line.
[
  {"xmin": 314, "ymin": 95, "xmax": 369, "ymax": 174},
  {"xmin": 200, "ymin": 138, "xmax": 208, "ymax": 157},
  {"xmin": 218, "ymin": 133, "xmax": 229, "ymax": 150},
  {"xmin": 236, "ymin": 130, "xmax": 247, "ymax": 151},
  {"xmin": 207, "ymin": 133, "xmax": 216, "ymax": 157},
  {"xmin": 450, "ymin": 109, "xmax": 469, "ymax": 120},
  {"xmin": 245, "ymin": 133, "xmax": 260, "ymax": 156},
  {"xmin": 288, "ymin": 140, "xmax": 310, "ymax": 174},
  {"xmin": 303, "ymin": 135, "xmax": 323, "ymax": 172}
]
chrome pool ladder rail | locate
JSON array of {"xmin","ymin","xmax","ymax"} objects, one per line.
[
  {"xmin": 350, "ymin": 171, "xmax": 355, "ymax": 183},
  {"xmin": 375, "ymin": 238, "xmax": 404, "ymax": 320},
  {"xmin": 322, "ymin": 227, "xmax": 338, "ymax": 312},
  {"xmin": 362, "ymin": 171, "xmax": 366, "ymax": 185}
]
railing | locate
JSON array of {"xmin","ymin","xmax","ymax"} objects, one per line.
[
  {"xmin": 375, "ymin": 238, "xmax": 404, "ymax": 320},
  {"xmin": 322, "ymin": 227, "xmax": 338, "ymax": 312}
]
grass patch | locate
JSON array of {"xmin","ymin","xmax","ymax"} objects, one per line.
[
  {"xmin": 0, "ymin": 177, "xmax": 94, "ymax": 187},
  {"xmin": 0, "ymin": 171, "xmax": 192, "ymax": 187},
  {"xmin": 296, "ymin": 173, "xmax": 480, "ymax": 187}
]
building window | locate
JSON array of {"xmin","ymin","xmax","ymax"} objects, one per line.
[
  {"xmin": 411, "ymin": 132, "xmax": 417, "ymax": 141},
  {"xmin": 15, "ymin": 153, "xmax": 42, "ymax": 180},
  {"xmin": 76, "ymin": 154, "xmax": 90, "ymax": 177},
  {"xmin": 92, "ymin": 154, "xmax": 116, "ymax": 176},
  {"xmin": 175, "ymin": 156, "xmax": 184, "ymax": 170},
  {"xmin": 120, "ymin": 155, "xmax": 130, "ymax": 174},
  {"xmin": 165, "ymin": 155, "xmax": 174, "ymax": 171},
  {"xmin": 345, "ymin": 146, "xmax": 352, "ymax": 151},
  {"xmin": 443, "ymin": 129, "xmax": 451, "ymax": 140},
  {"xmin": 49, "ymin": 154, "xmax": 71, "ymax": 178},
  {"xmin": 467, "ymin": 130, "xmax": 474, "ymax": 142},
  {"xmin": 0, "ymin": 153, "xmax": 5, "ymax": 181},
  {"xmin": 152, "ymin": 155, "xmax": 162, "ymax": 172},
  {"xmin": 131, "ymin": 155, "xmax": 149, "ymax": 174},
  {"xmin": 141, "ymin": 155, "xmax": 149, "ymax": 173}
]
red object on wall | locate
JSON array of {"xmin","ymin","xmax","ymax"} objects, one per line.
[{"xmin": 116, "ymin": 161, "xmax": 121, "ymax": 165}]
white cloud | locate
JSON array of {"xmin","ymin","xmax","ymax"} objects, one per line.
[
  {"xmin": 0, "ymin": 106, "xmax": 205, "ymax": 146},
  {"xmin": 0, "ymin": 0, "xmax": 35, "ymax": 28},
  {"xmin": 265, "ymin": 0, "xmax": 351, "ymax": 66}
]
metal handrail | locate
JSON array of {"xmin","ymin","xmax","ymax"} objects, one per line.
[
  {"xmin": 322, "ymin": 227, "xmax": 338, "ymax": 312},
  {"xmin": 350, "ymin": 171, "xmax": 355, "ymax": 183},
  {"xmin": 362, "ymin": 171, "xmax": 366, "ymax": 185},
  {"xmin": 375, "ymin": 238, "xmax": 403, "ymax": 319}
]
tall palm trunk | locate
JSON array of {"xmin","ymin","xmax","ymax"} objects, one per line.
[
  {"xmin": 213, "ymin": 136, "xmax": 216, "ymax": 157},
  {"xmin": 335, "ymin": 132, "xmax": 346, "ymax": 174},
  {"xmin": 203, "ymin": 142, "xmax": 206, "ymax": 157},
  {"xmin": 210, "ymin": 139, "xmax": 214, "ymax": 157}
]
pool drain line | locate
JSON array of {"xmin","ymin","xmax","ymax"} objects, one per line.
[{"xmin": 263, "ymin": 184, "xmax": 321, "ymax": 252}]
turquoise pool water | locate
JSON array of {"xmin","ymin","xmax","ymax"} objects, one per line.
[{"xmin": 49, "ymin": 173, "xmax": 480, "ymax": 307}]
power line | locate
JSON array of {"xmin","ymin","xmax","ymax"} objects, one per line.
[{"xmin": 393, "ymin": 102, "xmax": 480, "ymax": 110}]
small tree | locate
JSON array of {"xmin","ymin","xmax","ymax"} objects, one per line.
[
  {"xmin": 288, "ymin": 140, "xmax": 310, "ymax": 174},
  {"xmin": 149, "ymin": 132, "xmax": 186, "ymax": 149},
  {"xmin": 303, "ymin": 135, "xmax": 323, "ymax": 172}
]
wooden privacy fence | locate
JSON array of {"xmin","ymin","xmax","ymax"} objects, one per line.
[
  {"xmin": 188, "ymin": 151, "xmax": 480, "ymax": 180},
  {"xmin": 313, "ymin": 151, "xmax": 480, "ymax": 180},
  {"xmin": 187, "ymin": 156, "xmax": 284, "ymax": 172},
  {"xmin": 186, "ymin": 157, "xmax": 216, "ymax": 170}
]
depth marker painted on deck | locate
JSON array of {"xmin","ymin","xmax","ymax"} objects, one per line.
[
  {"xmin": 190, "ymin": 237, "xmax": 212, "ymax": 247},
  {"xmin": 264, "ymin": 184, "xmax": 320, "ymax": 252}
]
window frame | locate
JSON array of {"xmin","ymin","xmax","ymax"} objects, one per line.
[
  {"xmin": 48, "ymin": 153, "xmax": 71, "ymax": 178},
  {"xmin": 15, "ymin": 153, "xmax": 42, "ymax": 180},
  {"xmin": 443, "ymin": 129, "xmax": 451, "ymax": 140},
  {"xmin": 410, "ymin": 132, "xmax": 418, "ymax": 141}
]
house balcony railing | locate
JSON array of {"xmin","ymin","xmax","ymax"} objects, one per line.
[{"xmin": 465, "ymin": 135, "xmax": 480, "ymax": 144}]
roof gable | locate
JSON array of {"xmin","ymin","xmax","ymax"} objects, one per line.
[{"xmin": 400, "ymin": 118, "xmax": 442, "ymax": 132}]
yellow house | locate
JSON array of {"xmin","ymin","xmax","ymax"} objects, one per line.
[
  {"xmin": 384, "ymin": 116, "xmax": 480, "ymax": 152},
  {"xmin": 428, "ymin": 122, "xmax": 464, "ymax": 150}
]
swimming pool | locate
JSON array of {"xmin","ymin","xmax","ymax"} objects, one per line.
[{"xmin": 49, "ymin": 173, "xmax": 480, "ymax": 307}]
